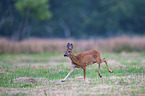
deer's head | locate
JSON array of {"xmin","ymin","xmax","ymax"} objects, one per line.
[{"xmin": 64, "ymin": 43, "xmax": 73, "ymax": 57}]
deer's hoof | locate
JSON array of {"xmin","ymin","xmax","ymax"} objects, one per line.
[
  {"xmin": 110, "ymin": 70, "xmax": 113, "ymax": 73},
  {"xmin": 61, "ymin": 80, "xmax": 65, "ymax": 82},
  {"xmin": 100, "ymin": 76, "xmax": 102, "ymax": 78}
]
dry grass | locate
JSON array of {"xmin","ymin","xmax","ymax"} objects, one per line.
[
  {"xmin": 0, "ymin": 52, "xmax": 145, "ymax": 95},
  {"xmin": 1, "ymin": 75, "xmax": 145, "ymax": 96},
  {"xmin": 0, "ymin": 36, "xmax": 145, "ymax": 54}
]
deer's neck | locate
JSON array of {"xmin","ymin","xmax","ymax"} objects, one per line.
[{"xmin": 69, "ymin": 54, "xmax": 80, "ymax": 64}]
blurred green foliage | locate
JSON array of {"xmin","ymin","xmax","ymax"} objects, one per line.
[
  {"xmin": 15, "ymin": 0, "xmax": 52, "ymax": 20},
  {"xmin": 0, "ymin": 0, "xmax": 145, "ymax": 40}
]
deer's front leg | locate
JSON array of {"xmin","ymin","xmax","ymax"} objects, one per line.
[
  {"xmin": 62, "ymin": 67, "xmax": 74, "ymax": 82},
  {"xmin": 83, "ymin": 67, "xmax": 86, "ymax": 81}
]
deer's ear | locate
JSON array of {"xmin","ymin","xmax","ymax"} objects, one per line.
[
  {"xmin": 67, "ymin": 43, "xmax": 70, "ymax": 48},
  {"xmin": 70, "ymin": 43, "xmax": 73, "ymax": 49}
]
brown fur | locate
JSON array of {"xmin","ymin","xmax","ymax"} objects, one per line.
[
  {"xmin": 62, "ymin": 43, "xmax": 113, "ymax": 82},
  {"xmin": 70, "ymin": 50, "xmax": 101, "ymax": 68}
]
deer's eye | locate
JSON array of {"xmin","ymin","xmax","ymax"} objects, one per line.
[{"xmin": 68, "ymin": 51, "xmax": 71, "ymax": 53}]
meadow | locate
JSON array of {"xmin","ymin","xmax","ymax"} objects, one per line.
[
  {"xmin": 0, "ymin": 36, "xmax": 145, "ymax": 54},
  {"xmin": 0, "ymin": 52, "xmax": 145, "ymax": 96}
]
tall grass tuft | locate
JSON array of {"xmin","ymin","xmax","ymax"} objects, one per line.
[{"xmin": 0, "ymin": 36, "xmax": 145, "ymax": 54}]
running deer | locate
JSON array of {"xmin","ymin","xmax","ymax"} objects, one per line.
[{"xmin": 62, "ymin": 43, "xmax": 113, "ymax": 82}]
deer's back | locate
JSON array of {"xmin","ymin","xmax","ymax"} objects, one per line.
[{"xmin": 75, "ymin": 50, "xmax": 101, "ymax": 66}]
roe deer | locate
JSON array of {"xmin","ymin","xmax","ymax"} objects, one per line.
[{"xmin": 62, "ymin": 43, "xmax": 113, "ymax": 82}]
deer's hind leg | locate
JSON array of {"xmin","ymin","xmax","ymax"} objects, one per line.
[
  {"xmin": 95, "ymin": 58, "xmax": 102, "ymax": 77},
  {"xmin": 103, "ymin": 58, "xmax": 113, "ymax": 73},
  {"xmin": 98, "ymin": 64, "xmax": 102, "ymax": 77}
]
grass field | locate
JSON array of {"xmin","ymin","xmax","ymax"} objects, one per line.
[
  {"xmin": 1, "ymin": 36, "xmax": 145, "ymax": 54},
  {"xmin": 0, "ymin": 52, "xmax": 145, "ymax": 96}
]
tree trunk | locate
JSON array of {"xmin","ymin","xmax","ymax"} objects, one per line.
[
  {"xmin": 20, "ymin": 8, "xmax": 30, "ymax": 40},
  {"xmin": 12, "ymin": 8, "xmax": 30, "ymax": 41},
  {"xmin": 60, "ymin": 20, "xmax": 71, "ymax": 38}
]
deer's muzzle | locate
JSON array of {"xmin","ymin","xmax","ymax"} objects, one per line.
[{"xmin": 64, "ymin": 54, "xmax": 67, "ymax": 57}]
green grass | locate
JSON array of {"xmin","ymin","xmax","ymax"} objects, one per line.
[{"xmin": 0, "ymin": 53, "xmax": 145, "ymax": 95}]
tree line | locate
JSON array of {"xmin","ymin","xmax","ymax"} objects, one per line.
[{"xmin": 0, "ymin": 0, "xmax": 145, "ymax": 40}]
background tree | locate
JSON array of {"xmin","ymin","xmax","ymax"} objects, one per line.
[
  {"xmin": 0, "ymin": 0, "xmax": 145, "ymax": 40},
  {"xmin": 14, "ymin": 0, "xmax": 52, "ymax": 40}
]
